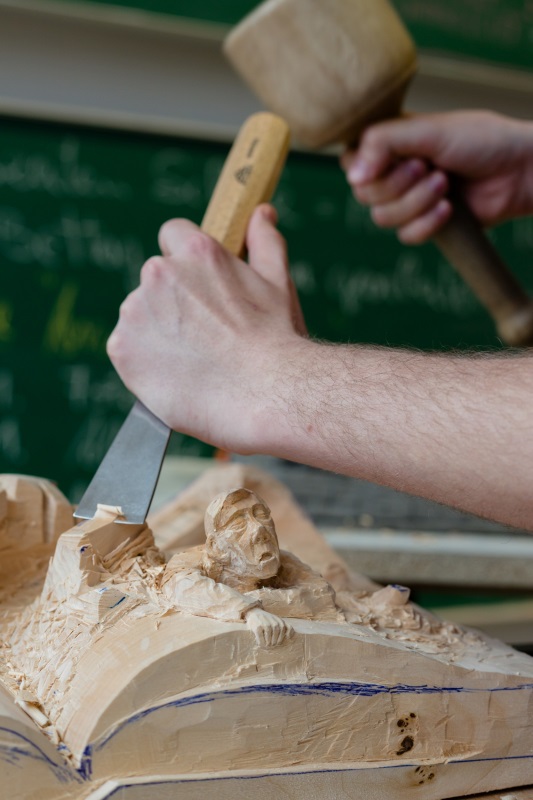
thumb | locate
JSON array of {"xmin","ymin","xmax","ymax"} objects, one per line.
[
  {"xmin": 247, "ymin": 204, "xmax": 307, "ymax": 336},
  {"xmin": 246, "ymin": 204, "xmax": 289, "ymax": 290}
]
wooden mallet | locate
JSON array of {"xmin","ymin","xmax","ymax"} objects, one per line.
[{"xmin": 224, "ymin": 0, "xmax": 533, "ymax": 346}]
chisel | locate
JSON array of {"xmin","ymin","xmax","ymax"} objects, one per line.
[{"xmin": 74, "ymin": 113, "xmax": 291, "ymax": 524}]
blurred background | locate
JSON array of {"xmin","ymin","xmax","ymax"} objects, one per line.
[{"xmin": 0, "ymin": 0, "xmax": 532, "ymax": 644}]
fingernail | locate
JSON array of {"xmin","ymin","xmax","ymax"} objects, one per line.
[
  {"xmin": 407, "ymin": 159, "xmax": 425, "ymax": 178},
  {"xmin": 430, "ymin": 171, "xmax": 447, "ymax": 192},
  {"xmin": 436, "ymin": 199, "xmax": 452, "ymax": 218},
  {"xmin": 348, "ymin": 158, "xmax": 374, "ymax": 185},
  {"xmin": 260, "ymin": 205, "xmax": 278, "ymax": 224}
]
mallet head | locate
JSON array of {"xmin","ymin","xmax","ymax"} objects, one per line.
[{"xmin": 224, "ymin": 0, "xmax": 417, "ymax": 149}]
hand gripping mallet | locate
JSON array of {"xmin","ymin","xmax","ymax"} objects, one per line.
[{"xmin": 224, "ymin": 0, "xmax": 533, "ymax": 346}]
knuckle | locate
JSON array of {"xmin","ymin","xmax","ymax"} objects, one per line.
[
  {"xmin": 360, "ymin": 128, "xmax": 376, "ymax": 150},
  {"xmin": 141, "ymin": 255, "xmax": 165, "ymax": 280},
  {"xmin": 360, "ymin": 126, "xmax": 384, "ymax": 153},
  {"xmin": 158, "ymin": 218, "xmax": 186, "ymax": 251},
  {"xmin": 355, "ymin": 185, "xmax": 370, "ymax": 203},
  {"xmin": 187, "ymin": 231, "xmax": 223, "ymax": 263},
  {"xmin": 106, "ymin": 331, "xmax": 120, "ymax": 361},
  {"xmin": 142, "ymin": 256, "xmax": 179, "ymax": 287},
  {"xmin": 371, "ymin": 206, "xmax": 390, "ymax": 227},
  {"xmin": 398, "ymin": 225, "xmax": 423, "ymax": 245},
  {"xmin": 118, "ymin": 290, "xmax": 140, "ymax": 320},
  {"xmin": 106, "ymin": 330, "xmax": 128, "ymax": 371},
  {"xmin": 159, "ymin": 217, "xmax": 180, "ymax": 235}
]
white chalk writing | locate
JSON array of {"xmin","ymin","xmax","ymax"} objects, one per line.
[
  {"xmin": 396, "ymin": 0, "xmax": 527, "ymax": 47},
  {"xmin": 60, "ymin": 366, "xmax": 132, "ymax": 412},
  {"xmin": 44, "ymin": 284, "xmax": 109, "ymax": 357},
  {"xmin": 66, "ymin": 411, "xmax": 125, "ymax": 469},
  {"xmin": 291, "ymin": 261, "xmax": 317, "ymax": 294},
  {"xmin": 0, "ymin": 207, "xmax": 144, "ymax": 289},
  {"xmin": 0, "ymin": 139, "xmax": 130, "ymax": 199},
  {"xmin": 0, "ymin": 416, "xmax": 24, "ymax": 464},
  {"xmin": 327, "ymin": 253, "xmax": 477, "ymax": 316},
  {"xmin": 150, "ymin": 149, "xmax": 203, "ymax": 207}
]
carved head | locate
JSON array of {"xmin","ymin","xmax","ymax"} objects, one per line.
[{"xmin": 204, "ymin": 488, "xmax": 280, "ymax": 581}]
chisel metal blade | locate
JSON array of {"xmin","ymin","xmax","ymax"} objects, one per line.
[{"xmin": 74, "ymin": 400, "xmax": 171, "ymax": 524}]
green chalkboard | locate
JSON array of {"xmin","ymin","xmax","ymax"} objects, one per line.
[
  {"xmin": 52, "ymin": 0, "xmax": 533, "ymax": 70},
  {"xmin": 0, "ymin": 114, "xmax": 531, "ymax": 500},
  {"xmin": 52, "ymin": 0, "xmax": 256, "ymax": 25},
  {"xmin": 394, "ymin": 0, "xmax": 533, "ymax": 72}
]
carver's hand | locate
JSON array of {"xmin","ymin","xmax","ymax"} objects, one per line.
[
  {"xmin": 245, "ymin": 607, "xmax": 294, "ymax": 647},
  {"xmin": 107, "ymin": 205, "xmax": 306, "ymax": 453},
  {"xmin": 341, "ymin": 111, "xmax": 533, "ymax": 244}
]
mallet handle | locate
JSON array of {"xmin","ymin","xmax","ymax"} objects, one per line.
[{"xmin": 434, "ymin": 195, "xmax": 533, "ymax": 347}]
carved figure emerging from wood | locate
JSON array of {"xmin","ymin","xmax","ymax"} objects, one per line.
[
  {"xmin": 162, "ymin": 488, "xmax": 339, "ymax": 645},
  {"xmin": 1, "ymin": 467, "xmax": 533, "ymax": 800}
]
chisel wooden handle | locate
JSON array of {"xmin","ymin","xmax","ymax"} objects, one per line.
[
  {"xmin": 201, "ymin": 112, "xmax": 290, "ymax": 255},
  {"xmin": 434, "ymin": 195, "xmax": 533, "ymax": 347}
]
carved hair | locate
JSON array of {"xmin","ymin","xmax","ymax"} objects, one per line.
[
  {"xmin": 207, "ymin": 488, "xmax": 262, "ymax": 530},
  {"xmin": 203, "ymin": 488, "xmax": 267, "ymax": 581}
]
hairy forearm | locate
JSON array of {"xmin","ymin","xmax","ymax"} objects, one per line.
[
  {"xmin": 108, "ymin": 210, "xmax": 533, "ymax": 529},
  {"xmin": 259, "ymin": 340, "xmax": 533, "ymax": 530}
]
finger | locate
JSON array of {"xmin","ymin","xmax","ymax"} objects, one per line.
[
  {"xmin": 398, "ymin": 198, "xmax": 453, "ymax": 244},
  {"xmin": 246, "ymin": 205, "xmax": 290, "ymax": 290},
  {"xmin": 140, "ymin": 256, "xmax": 167, "ymax": 286},
  {"xmin": 345, "ymin": 116, "xmax": 446, "ymax": 186},
  {"xmin": 372, "ymin": 171, "xmax": 448, "ymax": 229},
  {"xmin": 278, "ymin": 623, "xmax": 288, "ymax": 645},
  {"xmin": 354, "ymin": 159, "xmax": 427, "ymax": 206},
  {"xmin": 339, "ymin": 147, "xmax": 355, "ymax": 173},
  {"xmin": 158, "ymin": 218, "xmax": 201, "ymax": 256},
  {"xmin": 271, "ymin": 623, "xmax": 282, "ymax": 647}
]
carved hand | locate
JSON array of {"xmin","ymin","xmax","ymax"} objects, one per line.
[{"xmin": 245, "ymin": 607, "xmax": 294, "ymax": 647}]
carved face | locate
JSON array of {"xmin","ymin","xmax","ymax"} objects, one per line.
[{"xmin": 205, "ymin": 489, "xmax": 281, "ymax": 580}]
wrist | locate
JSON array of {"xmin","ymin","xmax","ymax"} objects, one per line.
[
  {"xmin": 246, "ymin": 337, "xmax": 352, "ymax": 466},
  {"xmin": 241, "ymin": 334, "xmax": 314, "ymax": 456}
]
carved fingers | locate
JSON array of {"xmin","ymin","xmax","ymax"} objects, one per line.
[{"xmin": 245, "ymin": 607, "xmax": 294, "ymax": 647}]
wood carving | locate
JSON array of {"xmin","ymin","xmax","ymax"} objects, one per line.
[{"xmin": 1, "ymin": 467, "xmax": 533, "ymax": 800}]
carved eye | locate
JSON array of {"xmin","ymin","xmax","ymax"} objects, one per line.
[
  {"xmin": 254, "ymin": 505, "xmax": 271, "ymax": 523},
  {"xmin": 229, "ymin": 515, "xmax": 247, "ymax": 533}
]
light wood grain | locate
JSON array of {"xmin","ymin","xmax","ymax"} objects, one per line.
[
  {"xmin": 2, "ymin": 469, "xmax": 533, "ymax": 798},
  {"xmin": 201, "ymin": 111, "xmax": 290, "ymax": 255}
]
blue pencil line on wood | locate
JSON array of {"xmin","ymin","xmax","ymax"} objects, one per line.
[
  {"xmin": 95, "ymin": 679, "xmax": 533, "ymax": 752},
  {"xmin": 0, "ymin": 726, "xmax": 82, "ymax": 784}
]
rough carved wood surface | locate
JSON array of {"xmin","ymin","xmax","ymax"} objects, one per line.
[{"xmin": 1, "ymin": 466, "xmax": 533, "ymax": 800}]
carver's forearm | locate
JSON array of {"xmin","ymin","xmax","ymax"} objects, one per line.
[
  {"xmin": 261, "ymin": 339, "xmax": 533, "ymax": 530},
  {"xmin": 108, "ymin": 209, "xmax": 533, "ymax": 531}
]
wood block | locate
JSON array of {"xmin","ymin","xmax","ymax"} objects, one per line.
[
  {"xmin": 1, "ymin": 466, "xmax": 533, "ymax": 799},
  {"xmin": 0, "ymin": 475, "xmax": 73, "ymax": 613}
]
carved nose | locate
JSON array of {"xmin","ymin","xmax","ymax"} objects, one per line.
[{"xmin": 251, "ymin": 521, "xmax": 267, "ymax": 541}]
